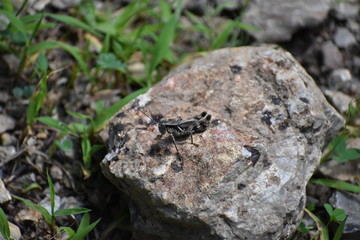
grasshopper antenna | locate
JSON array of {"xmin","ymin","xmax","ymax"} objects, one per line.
[{"xmin": 139, "ymin": 109, "xmax": 158, "ymax": 123}]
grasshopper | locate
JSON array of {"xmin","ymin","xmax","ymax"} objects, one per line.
[{"xmin": 140, "ymin": 110, "xmax": 212, "ymax": 159}]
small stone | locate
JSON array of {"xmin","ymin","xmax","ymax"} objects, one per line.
[
  {"xmin": 50, "ymin": 0, "xmax": 82, "ymax": 9},
  {"xmin": 353, "ymin": 56, "xmax": 360, "ymax": 70},
  {"xmin": 127, "ymin": 62, "xmax": 146, "ymax": 79},
  {"xmin": 242, "ymin": 0, "xmax": 332, "ymax": 42},
  {"xmin": 329, "ymin": 191, "xmax": 360, "ymax": 234},
  {"xmin": 1, "ymin": 222, "xmax": 22, "ymax": 240},
  {"xmin": 321, "ymin": 41, "xmax": 344, "ymax": 69},
  {"xmin": 183, "ymin": 0, "xmax": 208, "ymax": 15},
  {"xmin": 0, "ymin": 114, "xmax": 15, "ymax": 133},
  {"xmin": 0, "ymin": 92, "xmax": 9, "ymax": 103},
  {"xmin": 333, "ymin": 27, "xmax": 357, "ymax": 49},
  {"xmin": 40, "ymin": 194, "xmax": 61, "ymax": 214},
  {"xmin": 347, "ymin": 137, "xmax": 360, "ymax": 149},
  {"xmin": 328, "ymin": 68, "xmax": 352, "ymax": 90},
  {"xmin": 318, "ymin": 158, "xmax": 360, "ymax": 183},
  {"xmin": 215, "ymin": 0, "xmax": 242, "ymax": 11},
  {"xmin": 16, "ymin": 209, "xmax": 42, "ymax": 222},
  {"xmin": 333, "ymin": 1, "xmax": 360, "ymax": 20},
  {"xmin": 1, "ymin": 132, "xmax": 16, "ymax": 146},
  {"xmin": 0, "ymin": 179, "xmax": 11, "ymax": 203},
  {"xmin": 1, "ymin": 54, "xmax": 19, "ymax": 74},
  {"xmin": 50, "ymin": 165, "xmax": 63, "ymax": 181},
  {"xmin": 60, "ymin": 196, "xmax": 82, "ymax": 210},
  {"xmin": 29, "ymin": 0, "xmax": 50, "ymax": 11},
  {"xmin": 348, "ymin": 20, "xmax": 360, "ymax": 36},
  {"xmin": 0, "ymin": 146, "xmax": 16, "ymax": 161},
  {"xmin": 322, "ymin": 88, "xmax": 354, "ymax": 113}
]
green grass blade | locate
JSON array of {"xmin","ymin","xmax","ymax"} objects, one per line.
[
  {"xmin": 333, "ymin": 216, "xmax": 347, "ymax": 240},
  {"xmin": 0, "ymin": 9, "xmax": 27, "ymax": 34},
  {"xmin": 92, "ymin": 87, "xmax": 148, "ymax": 132},
  {"xmin": 12, "ymin": 195, "xmax": 52, "ymax": 225},
  {"xmin": 102, "ymin": 33, "xmax": 111, "ymax": 53},
  {"xmin": 15, "ymin": 0, "xmax": 28, "ymax": 16},
  {"xmin": 58, "ymin": 227, "xmax": 75, "ymax": 237},
  {"xmin": 37, "ymin": 116, "xmax": 77, "ymax": 136},
  {"xmin": 69, "ymin": 213, "xmax": 101, "ymax": 240},
  {"xmin": 46, "ymin": 169, "xmax": 55, "ymax": 216},
  {"xmin": 185, "ymin": 11, "xmax": 211, "ymax": 39},
  {"xmin": 26, "ymin": 91, "xmax": 43, "ymax": 125},
  {"xmin": 27, "ymin": 41, "xmax": 90, "ymax": 78},
  {"xmin": 112, "ymin": 0, "xmax": 149, "ymax": 31},
  {"xmin": 214, "ymin": 2, "xmax": 237, "ymax": 15},
  {"xmin": 81, "ymin": 135, "xmax": 91, "ymax": 169},
  {"xmin": 54, "ymin": 207, "xmax": 91, "ymax": 216},
  {"xmin": 1, "ymin": 0, "xmax": 14, "ymax": 13},
  {"xmin": 211, "ymin": 21, "xmax": 235, "ymax": 49},
  {"xmin": 90, "ymin": 144, "xmax": 104, "ymax": 155},
  {"xmin": 158, "ymin": 0, "xmax": 172, "ymax": 20},
  {"xmin": 0, "ymin": 207, "xmax": 10, "ymax": 239},
  {"xmin": 55, "ymin": 138, "xmax": 73, "ymax": 152},
  {"xmin": 310, "ymin": 178, "xmax": 360, "ymax": 193},
  {"xmin": 21, "ymin": 13, "xmax": 45, "ymax": 24},
  {"xmin": 211, "ymin": 21, "xmax": 257, "ymax": 49},
  {"xmin": 94, "ymin": 1, "xmax": 148, "ymax": 35},
  {"xmin": 68, "ymin": 123, "xmax": 87, "ymax": 134},
  {"xmin": 78, "ymin": 212, "xmax": 90, "ymax": 230},
  {"xmin": 79, "ymin": 1, "xmax": 96, "ymax": 26},
  {"xmin": 46, "ymin": 13, "xmax": 100, "ymax": 37},
  {"xmin": 67, "ymin": 111, "xmax": 90, "ymax": 120},
  {"xmin": 304, "ymin": 208, "xmax": 329, "ymax": 240},
  {"xmin": 235, "ymin": 21, "xmax": 259, "ymax": 32},
  {"xmin": 36, "ymin": 52, "xmax": 48, "ymax": 73},
  {"xmin": 24, "ymin": 183, "xmax": 42, "ymax": 192},
  {"xmin": 26, "ymin": 72, "xmax": 47, "ymax": 126},
  {"xmin": 0, "ymin": 41, "xmax": 18, "ymax": 56},
  {"xmin": 145, "ymin": 0, "xmax": 182, "ymax": 86},
  {"xmin": 26, "ymin": 12, "xmax": 44, "ymax": 47}
]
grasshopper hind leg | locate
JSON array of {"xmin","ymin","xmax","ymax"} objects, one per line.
[{"xmin": 170, "ymin": 133, "xmax": 183, "ymax": 162}]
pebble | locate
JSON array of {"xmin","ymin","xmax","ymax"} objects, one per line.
[
  {"xmin": 1, "ymin": 133, "xmax": 15, "ymax": 146},
  {"xmin": 50, "ymin": 165, "xmax": 63, "ymax": 181},
  {"xmin": 328, "ymin": 68, "xmax": 352, "ymax": 90},
  {"xmin": 51, "ymin": 0, "xmax": 82, "ymax": 9},
  {"xmin": 0, "ymin": 146, "xmax": 16, "ymax": 161},
  {"xmin": 29, "ymin": 0, "xmax": 50, "ymax": 11},
  {"xmin": 0, "ymin": 179, "xmax": 11, "ymax": 203},
  {"xmin": 0, "ymin": 114, "xmax": 15, "ymax": 133},
  {"xmin": 329, "ymin": 191, "xmax": 360, "ymax": 234},
  {"xmin": 333, "ymin": 1, "xmax": 360, "ymax": 20},
  {"xmin": 333, "ymin": 27, "xmax": 357, "ymax": 49},
  {"xmin": 0, "ymin": 92, "xmax": 9, "ymax": 103},
  {"xmin": 321, "ymin": 41, "xmax": 344, "ymax": 69},
  {"xmin": 322, "ymin": 88, "xmax": 354, "ymax": 113}
]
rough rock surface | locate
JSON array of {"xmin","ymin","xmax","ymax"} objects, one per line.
[
  {"xmin": 101, "ymin": 46, "xmax": 344, "ymax": 240},
  {"xmin": 242, "ymin": 0, "xmax": 332, "ymax": 42},
  {"xmin": 329, "ymin": 191, "xmax": 360, "ymax": 234}
]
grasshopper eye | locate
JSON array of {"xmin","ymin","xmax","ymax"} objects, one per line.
[{"xmin": 201, "ymin": 112, "xmax": 207, "ymax": 117}]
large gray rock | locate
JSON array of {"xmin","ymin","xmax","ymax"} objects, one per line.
[{"xmin": 101, "ymin": 46, "xmax": 344, "ymax": 240}]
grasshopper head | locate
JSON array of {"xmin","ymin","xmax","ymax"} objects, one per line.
[{"xmin": 158, "ymin": 123, "xmax": 166, "ymax": 134}]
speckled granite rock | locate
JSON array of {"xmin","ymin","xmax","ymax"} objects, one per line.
[{"xmin": 101, "ymin": 45, "xmax": 344, "ymax": 240}]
